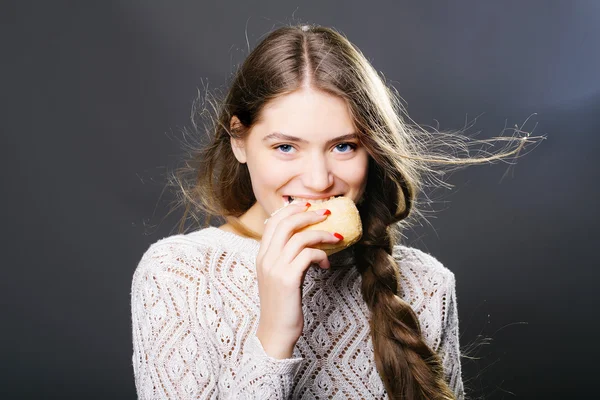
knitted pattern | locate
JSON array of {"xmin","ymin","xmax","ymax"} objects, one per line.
[{"xmin": 131, "ymin": 227, "xmax": 464, "ymax": 399}]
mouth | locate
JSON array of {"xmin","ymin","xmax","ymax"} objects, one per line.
[{"xmin": 283, "ymin": 195, "xmax": 344, "ymax": 206}]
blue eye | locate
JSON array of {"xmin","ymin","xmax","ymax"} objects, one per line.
[
  {"xmin": 274, "ymin": 142, "xmax": 357, "ymax": 154},
  {"xmin": 276, "ymin": 144, "xmax": 294, "ymax": 153},
  {"xmin": 335, "ymin": 143, "xmax": 357, "ymax": 153}
]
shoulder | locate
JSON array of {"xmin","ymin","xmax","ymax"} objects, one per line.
[
  {"xmin": 132, "ymin": 227, "xmax": 225, "ymax": 284},
  {"xmin": 392, "ymin": 244, "xmax": 456, "ymax": 295},
  {"xmin": 130, "ymin": 228, "xmax": 230, "ymax": 317},
  {"xmin": 392, "ymin": 245, "xmax": 457, "ymax": 350},
  {"xmin": 135, "ymin": 229, "xmax": 210, "ymax": 272},
  {"xmin": 132, "ymin": 226, "xmax": 259, "ymax": 285}
]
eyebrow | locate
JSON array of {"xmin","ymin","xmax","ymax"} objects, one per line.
[{"xmin": 262, "ymin": 132, "xmax": 359, "ymax": 146}]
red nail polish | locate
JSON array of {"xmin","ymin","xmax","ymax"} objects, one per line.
[
  {"xmin": 333, "ymin": 232, "xmax": 344, "ymax": 240},
  {"xmin": 323, "ymin": 209, "xmax": 331, "ymax": 215},
  {"xmin": 305, "ymin": 202, "xmax": 311, "ymax": 207}
]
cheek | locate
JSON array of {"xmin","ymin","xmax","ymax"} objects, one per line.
[
  {"xmin": 352, "ymin": 171, "xmax": 368, "ymax": 189},
  {"xmin": 248, "ymin": 158, "xmax": 288, "ymax": 191},
  {"xmin": 346, "ymin": 157, "xmax": 369, "ymax": 185}
]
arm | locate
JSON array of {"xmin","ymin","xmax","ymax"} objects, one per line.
[
  {"xmin": 229, "ymin": 335, "xmax": 303, "ymax": 399},
  {"xmin": 131, "ymin": 241, "xmax": 304, "ymax": 399},
  {"xmin": 438, "ymin": 272, "xmax": 466, "ymax": 400},
  {"xmin": 131, "ymin": 243, "xmax": 220, "ymax": 399}
]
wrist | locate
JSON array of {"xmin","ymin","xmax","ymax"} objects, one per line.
[{"xmin": 256, "ymin": 329, "xmax": 297, "ymax": 359}]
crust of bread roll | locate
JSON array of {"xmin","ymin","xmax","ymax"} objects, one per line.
[{"xmin": 298, "ymin": 196, "xmax": 362, "ymax": 256}]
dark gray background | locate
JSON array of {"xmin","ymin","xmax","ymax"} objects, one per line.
[{"xmin": 2, "ymin": 1, "xmax": 598, "ymax": 399}]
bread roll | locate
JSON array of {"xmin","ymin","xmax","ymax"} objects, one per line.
[{"xmin": 299, "ymin": 196, "xmax": 362, "ymax": 256}]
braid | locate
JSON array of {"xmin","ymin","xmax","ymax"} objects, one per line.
[{"xmin": 355, "ymin": 169, "xmax": 455, "ymax": 399}]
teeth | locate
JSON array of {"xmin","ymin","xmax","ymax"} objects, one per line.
[{"xmin": 288, "ymin": 196, "xmax": 337, "ymax": 205}]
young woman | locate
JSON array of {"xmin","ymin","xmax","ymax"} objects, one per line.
[{"xmin": 131, "ymin": 24, "xmax": 535, "ymax": 399}]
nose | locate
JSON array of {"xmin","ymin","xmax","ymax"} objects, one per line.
[{"xmin": 301, "ymin": 153, "xmax": 334, "ymax": 192}]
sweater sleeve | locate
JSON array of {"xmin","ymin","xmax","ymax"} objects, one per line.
[
  {"xmin": 131, "ymin": 242, "xmax": 221, "ymax": 399},
  {"xmin": 438, "ymin": 272, "xmax": 466, "ymax": 400},
  {"xmin": 131, "ymin": 241, "xmax": 303, "ymax": 399},
  {"xmin": 228, "ymin": 335, "xmax": 303, "ymax": 399}
]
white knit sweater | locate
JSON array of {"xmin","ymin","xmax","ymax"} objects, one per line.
[{"xmin": 131, "ymin": 226, "xmax": 465, "ymax": 399}]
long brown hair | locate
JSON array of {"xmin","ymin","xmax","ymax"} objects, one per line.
[{"xmin": 167, "ymin": 24, "xmax": 542, "ymax": 399}]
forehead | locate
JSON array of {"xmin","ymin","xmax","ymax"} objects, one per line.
[{"xmin": 253, "ymin": 89, "xmax": 356, "ymax": 140}]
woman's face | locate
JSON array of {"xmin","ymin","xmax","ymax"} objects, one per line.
[{"xmin": 230, "ymin": 87, "xmax": 369, "ymax": 234}]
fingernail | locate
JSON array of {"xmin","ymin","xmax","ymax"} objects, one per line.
[
  {"xmin": 333, "ymin": 232, "xmax": 344, "ymax": 240},
  {"xmin": 305, "ymin": 202, "xmax": 311, "ymax": 207},
  {"xmin": 315, "ymin": 209, "xmax": 331, "ymax": 216}
]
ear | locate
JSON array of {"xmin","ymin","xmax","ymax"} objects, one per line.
[{"xmin": 229, "ymin": 116, "xmax": 247, "ymax": 164}]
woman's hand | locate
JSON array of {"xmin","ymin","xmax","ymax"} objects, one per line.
[{"xmin": 255, "ymin": 202, "xmax": 342, "ymax": 359}]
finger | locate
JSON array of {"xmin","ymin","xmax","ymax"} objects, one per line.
[
  {"xmin": 259, "ymin": 202, "xmax": 311, "ymax": 259},
  {"xmin": 279, "ymin": 230, "xmax": 341, "ymax": 267},
  {"xmin": 291, "ymin": 248, "xmax": 330, "ymax": 278},
  {"xmin": 267, "ymin": 208, "xmax": 331, "ymax": 258},
  {"xmin": 275, "ymin": 247, "xmax": 329, "ymax": 292}
]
